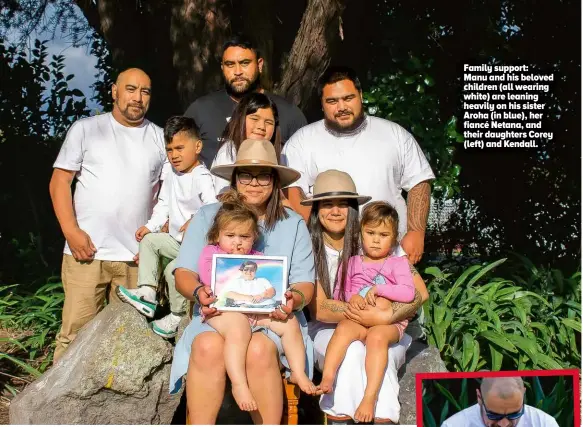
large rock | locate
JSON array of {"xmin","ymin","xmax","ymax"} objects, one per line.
[
  {"xmin": 398, "ymin": 341, "xmax": 447, "ymax": 425},
  {"xmin": 9, "ymin": 303, "xmax": 182, "ymax": 425}
]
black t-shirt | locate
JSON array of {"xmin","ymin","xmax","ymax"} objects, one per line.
[{"xmin": 184, "ymin": 89, "xmax": 307, "ymax": 164}]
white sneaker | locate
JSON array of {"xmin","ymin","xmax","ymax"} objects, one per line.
[
  {"xmin": 151, "ymin": 313, "xmax": 182, "ymax": 339},
  {"xmin": 117, "ymin": 286, "xmax": 158, "ymax": 318}
]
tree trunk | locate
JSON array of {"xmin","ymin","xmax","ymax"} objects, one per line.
[
  {"xmin": 275, "ymin": 0, "xmax": 347, "ymax": 108},
  {"xmin": 170, "ymin": 0, "xmax": 231, "ymax": 108}
]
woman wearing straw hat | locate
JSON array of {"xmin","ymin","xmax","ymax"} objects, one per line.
[
  {"xmin": 305, "ymin": 170, "xmax": 429, "ymax": 425},
  {"xmin": 169, "ymin": 139, "xmax": 315, "ymax": 424}
]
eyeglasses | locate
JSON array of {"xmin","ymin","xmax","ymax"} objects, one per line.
[
  {"xmin": 481, "ymin": 400, "xmax": 525, "ymax": 421},
  {"xmin": 237, "ymin": 172, "xmax": 272, "ymax": 186},
  {"xmin": 242, "ymin": 267, "xmax": 255, "ymax": 272}
]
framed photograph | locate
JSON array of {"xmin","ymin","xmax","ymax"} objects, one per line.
[{"xmin": 210, "ymin": 254, "xmax": 288, "ymax": 314}]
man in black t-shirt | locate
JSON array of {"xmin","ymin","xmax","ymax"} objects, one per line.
[{"xmin": 184, "ymin": 34, "xmax": 307, "ymax": 163}]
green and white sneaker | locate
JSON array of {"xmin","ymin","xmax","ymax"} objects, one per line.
[
  {"xmin": 151, "ymin": 313, "xmax": 182, "ymax": 339},
  {"xmin": 117, "ymin": 285, "xmax": 157, "ymax": 318}
]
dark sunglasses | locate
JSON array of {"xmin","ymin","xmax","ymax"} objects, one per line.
[{"xmin": 481, "ymin": 400, "xmax": 525, "ymax": 421}]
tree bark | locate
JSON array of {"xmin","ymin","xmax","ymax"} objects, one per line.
[
  {"xmin": 275, "ymin": 0, "xmax": 347, "ymax": 108},
  {"xmin": 170, "ymin": 0, "xmax": 231, "ymax": 108}
]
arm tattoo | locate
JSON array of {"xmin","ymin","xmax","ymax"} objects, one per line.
[
  {"xmin": 406, "ymin": 181, "xmax": 431, "ymax": 232},
  {"xmin": 410, "ymin": 264, "xmax": 420, "ymax": 276},
  {"xmin": 390, "ymin": 290, "xmax": 423, "ymax": 323},
  {"xmin": 319, "ymin": 299, "xmax": 346, "ymax": 313}
]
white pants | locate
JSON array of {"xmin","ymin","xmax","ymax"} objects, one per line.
[{"xmin": 310, "ymin": 323, "xmax": 412, "ymax": 422}]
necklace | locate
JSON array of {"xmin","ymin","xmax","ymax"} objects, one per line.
[
  {"xmin": 323, "ymin": 233, "xmax": 344, "ymax": 252},
  {"xmin": 362, "ymin": 255, "xmax": 390, "ymax": 285}
]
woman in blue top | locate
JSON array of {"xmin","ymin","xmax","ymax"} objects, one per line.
[{"xmin": 170, "ymin": 139, "xmax": 315, "ymax": 424}]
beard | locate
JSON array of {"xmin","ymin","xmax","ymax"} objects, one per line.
[
  {"xmin": 324, "ymin": 109, "xmax": 366, "ymax": 134},
  {"xmin": 225, "ymin": 71, "xmax": 261, "ymax": 98},
  {"xmin": 118, "ymin": 100, "xmax": 146, "ymax": 122}
]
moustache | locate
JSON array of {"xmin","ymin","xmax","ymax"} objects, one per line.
[
  {"xmin": 230, "ymin": 77, "xmax": 250, "ymax": 83},
  {"xmin": 335, "ymin": 111, "xmax": 353, "ymax": 117}
]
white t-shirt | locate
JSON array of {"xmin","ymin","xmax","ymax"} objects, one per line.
[
  {"xmin": 441, "ymin": 403, "xmax": 559, "ymax": 427},
  {"xmin": 53, "ymin": 113, "xmax": 169, "ymax": 261},
  {"xmin": 145, "ymin": 164, "xmax": 217, "ymax": 242},
  {"xmin": 210, "ymin": 141, "xmax": 236, "ymax": 195},
  {"xmin": 281, "ymin": 116, "xmax": 435, "ymax": 239},
  {"xmin": 221, "ymin": 277, "xmax": 275, "ymax": 305}
]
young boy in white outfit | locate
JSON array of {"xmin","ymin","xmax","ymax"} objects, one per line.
[{"xmin": 117, "ymin": 116, "xmax": 217, "ymax": 338}]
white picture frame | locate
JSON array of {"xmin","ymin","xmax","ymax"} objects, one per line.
[{"xmin": 210, "ymin": 254, "xmax": 288, "ymax": 314}]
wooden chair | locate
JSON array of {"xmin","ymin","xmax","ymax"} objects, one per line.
[{"xmin": 184, "ymin": 302, "xmax": 300, "ymax": 425}]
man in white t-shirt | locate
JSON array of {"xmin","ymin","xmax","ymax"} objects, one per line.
[
  {"xmin": 49, "ymin": 68, "xmax": 169, "ymax": 361},
  {"xmin": 441, "ymin": 377, "xmax": 559, "ymax": 427},
  {"xmin": 282, "ymin": 66, "xmax": 435, "ymax": 265}
]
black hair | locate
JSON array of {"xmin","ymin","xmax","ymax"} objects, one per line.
[
  {"xmin": 308, "ymin": 199, "xmax": 361, "ymax": 301},
  {"xmin": 240, "ymin": 260, "xmax": 258, "ymax": 271},
  {"xmin": 218, "ymin": 92, "xmax": 281, "ymax": 162},
  {"xmin": 222, "ymin": 34, "xmax": 262, "ymax": 59},
  {"xmin": 317, "ymin": 65, "xmax": 362, "ymax": 98},
  {"xmin": 163, "ymin": 116, "xmax": 201, "ymax": 144}
]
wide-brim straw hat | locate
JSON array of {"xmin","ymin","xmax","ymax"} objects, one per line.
[
  {"xmin": 300, "ymin": 169, "xmax": 372, "ymax": 206},
  {"xmin": 210, "ymin": 139, "xmax": 301, "ymax": 187}
]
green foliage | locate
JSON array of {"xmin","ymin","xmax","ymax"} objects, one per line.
[
  {"xmin": 362, "ymin": 55, "xmax": 462, "ymax": 199},
  {"xmin": 423, "ymin": 376, "xmax": 573, "ymax": 427},
  {"xmin": 0, "ymin": 39, "xmax": 89, "ymax": 284},
  {"xmin": 0, "ymin": 280, "xmax": 64, "ymax": 395},
  {"xmin": 423, "ymin": 256, "xmax": 581, "ymax": 372}
]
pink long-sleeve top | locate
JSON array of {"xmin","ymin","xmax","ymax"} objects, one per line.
[
  {"xmin": 197, "ymin": 244, "xmax": 263, "ymax": 286},
  {"xmin": 334, "ymin": 254, "xmax": 415, "ymax": 303}
]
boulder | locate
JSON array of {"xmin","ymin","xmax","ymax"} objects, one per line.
[
  {"xmin": 9, "ymin": 303, "xmax": 182, "ymax": 425},
  {"xmin": 398, "ymin": 341, "xmax": 448, "ymax": 425}
]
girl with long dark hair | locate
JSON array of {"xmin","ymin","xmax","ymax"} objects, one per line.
[{"xmin": 211, "ymin": 92, "xmax": 282, "ymax": 194}]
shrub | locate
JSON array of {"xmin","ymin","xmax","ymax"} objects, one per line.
[{"xmin": 423, "ymin": 257, "xmax": 581, "ymax": 372}]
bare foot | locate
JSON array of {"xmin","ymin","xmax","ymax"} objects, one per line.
[
  {"xmin": 289, "ymin": 371, "xmax": 318, "ymax": 395},
  {"xmin": 318, "ymin": 372, "xmax": 335, "ymax": 394},
  {"xmin": 231, "ymin": 383, "xmax": 258, "ymax": 412},
  {"xmin": 354, "ymin": 395, "xmax": 376, "ymax": 423}
]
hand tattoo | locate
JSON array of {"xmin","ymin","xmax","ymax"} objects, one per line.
[{"xmin": 409, "ymin": 264, "xmax": 420, "ymax": 276}]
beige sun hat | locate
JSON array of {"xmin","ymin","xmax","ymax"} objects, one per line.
[
  {"xmin": 210, "ymin": 139, "xmax": 301, "ymax": 187},
  {"xmin": 300, "ymin": 169, "xmax": 372, "ymax": 206}
]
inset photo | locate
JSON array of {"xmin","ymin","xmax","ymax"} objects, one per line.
[
  {"xmin": 416, "ymin": 369, "xmax": 580, "ymax": 427},
  {"xmin": 210, "ymin": 254, "xmax": 288, "ymax": 313}
]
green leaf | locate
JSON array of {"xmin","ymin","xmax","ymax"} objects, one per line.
[
  {"xmin": 561, "ymin": 318, "xmax": 581, "ymax": 332},
  {"xmin": 462, "ymin": 333, "xmax": 474, "ymax": 369},
  {"xmin": 535, "ymin": 353, "xmax": 563, "ymax": 370},
  {"xmin": 467, "ymin": 259, "xmax": 507, "ymax": 288},
  {"xmin": 489, "ymin": 344, "xmax": 503, "ymax": 371},
  {"xmin": 444, "ymin": 265, "xmax": 482, "ymax": 304},
  {"xmin": 0, "ymin": 353, "xmax": 42, "ymax": 377},
  {"xmin": 506, "ymin": 335, "xmax": 540, "ymax": 363},
  {"xmin": 479, "ymin": 330, "xmax": 517, "ymax": 353},
  {"xmin": 435, "ymin": 382, "xmax": 462, "ymax": 412},
  {"xmin": 424, "ymin": 75, "xmax": 435, "ymax": 87}
]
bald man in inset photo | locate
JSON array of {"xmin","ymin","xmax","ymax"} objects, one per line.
[
  {"xmin": 441, "ymin": 377, "xmax": 559, "ymax": 427},
  {"xmin": 49, "ymin": 68, "xmax": 169, "ymax": 362}
]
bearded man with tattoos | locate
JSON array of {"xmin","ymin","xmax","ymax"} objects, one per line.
[{"xmin": 282, "ymin": 65, "xmax": 434, "ymax": 265}]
